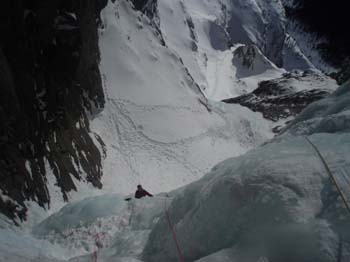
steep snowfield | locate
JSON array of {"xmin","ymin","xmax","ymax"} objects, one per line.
[
  {"xmin": 283, "ymin": 33, "xmax": 317, "ymax": 71},
  {"xmin": 157, "ymin": 0, "xmax": 287, "ymax": 100},
  {"xmin": 157, "ymin": 0, "xmax": 324, "ymax": 101},
  {"xmin": 90, "ymin": 0, "xmax": 274, "ymax": 197},
  {"xmin": 89, "ymin": 0, "xmax": 333, "ymax": 199}
]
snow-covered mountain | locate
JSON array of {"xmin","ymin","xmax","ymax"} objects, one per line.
[
  {"xmin": 154, "ymin": 0, "xmax": 322, "ymax": 100},
  {"xmin": 90, "ymin": 0, "xmax": 276, "ymax": 198},
  {"xmin": 0, "ymin": 0, "xmax": 341, "ymax": 226},
  {"xmin": 1, "ymin": 0, "xmax": 348, "ymax": 260},
  {"xmin": 87, "ymin": 0, "xmax": 340, "ymax": 201}
]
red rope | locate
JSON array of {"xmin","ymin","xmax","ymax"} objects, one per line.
[
  {"xmin": 91, "ymin": 232, "xmax": 106, "ymax": 262},
  {"xmin": 92, "ymin": 251, "xmax": 97, "ymax": 262},
  {"xmin": 165, "ymin": 210, "xmax": 185, "ymax": 262}
]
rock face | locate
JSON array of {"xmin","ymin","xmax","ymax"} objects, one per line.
[
  {"xmin": 232, "ymin": 45, "xmax": 278, "ymax": 79},
  {"xmin": 227, "ymin": 0, "xmax": 286, "ymax": 67},
  {"xmin": 222, "ymin": 72, "xmax": 337, "ymax": 127},
  {"xmin": 0, "ymin": 0, "xmax": 106, "ymax": 223},
  {"xmin": 130, "ymin": 0, "xmax": 158, "ymax": 19},
  {"xmin": 285, "ymin": 0, "xmax": 349, "ymax": 64},
  {"xmin": 283, "ymin": 0, "xmax": 350, "ymax": 83}
]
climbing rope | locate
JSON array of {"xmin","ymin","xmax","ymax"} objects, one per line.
[
  {"xmin": 305, "ymin": 136, "xmax": 350, "ymax": 214},
  {"xmin": 91, "ymin": 232, "xmax": 107, "ymax": 262},
  {"xmin": 163, "ymin": 197, "xmax": 185, "ymax": 262}
]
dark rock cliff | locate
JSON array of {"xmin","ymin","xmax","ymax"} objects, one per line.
[
  {"xmin": 222, "ymin": 72, "xmax": 332, "ymax": 132},
  {"xmin": 0, "ymin": 0, "xmax": 107, "ymax": 223},
  {"xmin": 284, "ymin": 0, "xmax": 350, "ymax": 83},
  {"xmin": 130, "ymin": 0, "xmax": 157, "ymax": 19}
]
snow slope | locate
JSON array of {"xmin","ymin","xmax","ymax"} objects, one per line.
[
  {"xmin": 90, "ymin": 0, "xmax": 275, "ymax": 197},
  {"xmin": 157, "ymin": 0, "xmax": 285, "ymax": 100},
  {"xmin": 89, "ymin": 0, "xmax": 333, "ymax": 199},
  {"xmin": 156, "ymin": 0, "xmax": 323, "ymax": 101}
]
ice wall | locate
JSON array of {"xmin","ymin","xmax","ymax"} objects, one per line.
[{"xmin": 142, "ymin": 81, "xmax": 350, "ymax": 261}]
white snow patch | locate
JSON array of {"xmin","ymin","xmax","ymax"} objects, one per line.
[{"xmin": 25, "ymin": 160, "xmax": 32, "ymax": 180}]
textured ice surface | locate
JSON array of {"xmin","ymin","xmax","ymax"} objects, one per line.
[
  {"xmin": 0, "ymin": 229, "xmax": 67, "ymax": 261},
  {"xmin": 142, "ymin": 81, "xmax": 350, "ymax": 261},
  {"xmin": 32, "ymin": 195, "xmax": 168, "ymax": 261},
  {"xmin": 143, "ymin": 134, "xmax": 350, "ymax": 261},
  {"xmin": 33, "ymin": 194, "xmax": 125, "ymax": 236},
  {"xmin": 283, "ymin": 80, "xmax": 350, "ymax": 136}
]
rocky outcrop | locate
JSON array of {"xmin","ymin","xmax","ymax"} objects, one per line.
[
  {"xmin": 227, "ymin": 0, "xmax": 286, "ymax": 67},
  {"xmin": 129, "ymin": 0, "xmax": 165, "ymax": 47},
  {"xmin": 130, "ymin": 0, "xmax": 158, "ymax": 19},
  {"xmin": 232, "ymin": 45, "xmax": 278, "ymax": 78},
  {"xmin": 222, "ymin": 72, "xmax": 335, "ymax": 130},
  {"xmin": 330, "ymin": 59, "xmax": 350, "ymax": 85},
  {"xmin": 0, "ymin": 0, "xmax": 107, "ymax": 223}
]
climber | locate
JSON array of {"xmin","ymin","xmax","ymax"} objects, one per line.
[{"xmin": 135, "ymin": 184, "xmax": 153, "ymax": 199}]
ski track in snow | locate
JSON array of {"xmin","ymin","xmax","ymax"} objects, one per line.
[
  {"xmin": 83, "ymin": 0, "xmax": 275, "ymax": 200},
  {"xmin": 106, "ymin": 97, "xmax": 244, "ymax": 183},
  {"xmin": 109, "ymin": 98, "xmax": 203, "ymax": 178}
]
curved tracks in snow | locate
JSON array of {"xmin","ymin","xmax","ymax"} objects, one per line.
[{"xmin": 102, "ymin": 96, "xmax": 253, "ymax": 189}]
